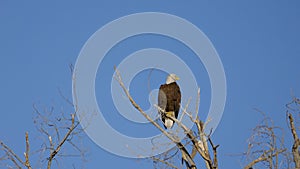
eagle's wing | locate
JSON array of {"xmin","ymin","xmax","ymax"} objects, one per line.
[
  {"xmin": 173, "ymin": 83, "xmax": 181, "ymax": 119},
  {"xmin": 158, "ymin": 85, "xmax": 167, "ymax": 114}
]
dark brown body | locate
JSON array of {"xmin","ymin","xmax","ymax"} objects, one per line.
[{"xmin": 158, "ymin": 82, "xmax": 181, "ymax": 128}]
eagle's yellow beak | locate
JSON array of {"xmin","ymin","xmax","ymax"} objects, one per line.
[{"xmin": 175, "ymin": 75, "xmax": 180, "ymax": 81}]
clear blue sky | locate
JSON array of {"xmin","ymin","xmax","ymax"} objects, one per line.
[{"xmin": 1, "ymin": 1, "xmax": 300, "ymax": 169}]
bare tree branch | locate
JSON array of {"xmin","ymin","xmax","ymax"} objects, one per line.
[
  {"xmin": 152, "ymin": 156, "xmax": 180, "ymax": 169},
  {"xmin": 288, "ymin": 113, "xmax": 300, "ymax": 168},
  {"xmin": 6, "ymin": 152, "xmax": 22, "ymax": 169},
  {"xmin": 24, "ymin": 132, "xmax": 32, "ymax": 169},
  {"xmin": 208, "ymin": 138, "xmax": 219, "ymax": 169},
  {"xmin": 0, "ymin": 132, "xmax": 34, "ymax": 169},
  {"xmin": 47, "ymin": 113, "xmax": 78, "ymax": 169},
  {"xmin": 0, "ymin": 141, "xmax": 24, "ymax": 167},
  {"xmin": 243, "ymin": 149, "xmax": 286, "ymax": 169}
]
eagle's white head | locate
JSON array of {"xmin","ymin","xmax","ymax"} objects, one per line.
[{"xmin": 166, "ymin": 74, "xmax": 180, "ymax": 84}]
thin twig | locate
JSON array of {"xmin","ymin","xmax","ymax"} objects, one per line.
[
  {"xmin": 6, "ymin": 152, "xmax": 22, "ymax": 169},
  {"xmin": 0, "ymin": 141, "xmax": 24, "ymax": 166},
  {"xmin": 152, "ymin": 156, "xmax": 180, "ymax": 169}
]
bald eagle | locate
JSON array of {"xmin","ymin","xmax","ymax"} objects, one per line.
[{"xmin": 158, "ymin": 74, "xmax": 181, "ymax": 129}]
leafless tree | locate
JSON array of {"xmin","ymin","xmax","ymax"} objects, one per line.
[
  {"xmin": 114, "ymin": 68, "xmax": 219, "ymax": 169},
  {"xmin": 242, "ymin": 96, "xmax": 300, "ymax": 169},
  {"xmin": 242, "ymin": 111, "xmax": 290, "ymax": 169},
  {"xmin": 0, "ymin": 95, "xmax": 87, "ymax": 169},
  {"xmin": 0, "ymin": 64, "xmax": 91, "ymax": 169}
]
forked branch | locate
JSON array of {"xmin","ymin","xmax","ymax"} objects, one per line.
[{"xmin": 47, "ymin": 113, "xmax": 78, "ymax": 169}]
